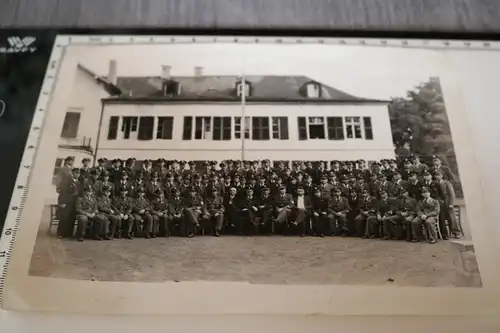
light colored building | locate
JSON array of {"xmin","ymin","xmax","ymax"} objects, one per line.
[{"xmin": 56, "ymin": 60, "xmax": 394, "ymax": 167}]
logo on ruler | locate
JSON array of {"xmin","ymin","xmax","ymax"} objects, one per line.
[{"xmin": 0, "ymin": 36, "xmax": 37, "ymax": 53}]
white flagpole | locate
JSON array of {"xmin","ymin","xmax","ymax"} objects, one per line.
[{"xmin": 240, "ymin": 74, "xmax": 246, "ymax": 161}]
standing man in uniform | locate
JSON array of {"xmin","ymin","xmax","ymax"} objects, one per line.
[
  {"xmin": 357, "ymin": 189, "xmax": 378, "ymax": 238},
  {"xmin": 167, "ymin": 188, "xmax": 185, "ymax": 236},
  {"xmin": 434, "ymin": 170, "xmax": 461, "ymax": 239}
]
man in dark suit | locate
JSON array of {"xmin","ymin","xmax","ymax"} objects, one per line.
[
  {"xmin": 431, "ymin": 156, "xmax": 458, "ymax": 183},
  {"xmin": 309, "ymin": 187, "xmax": 332, "ymax": 237},
  {"xmin": 356, "ymin": 189, "xmax": 378, "ymax": 238},
  {"xmin": 407, "ymin": 172, "xmax": 423, "ymax": 200},
  {"xmin": 421, "ymin": 170, "xmax": 439, "ymax": 199},
  {"xmin": 256, "ymin": 187, "xmax": 274, "ymax": 234},
  {"xmin": 132, "ymin": 187, "xmax": 153, "ymax": 238},
  {"xmin": 273, "ymin": 185, "xmax": 295, "ymax": 231},
  {"xmin": 434, "ymin": 170, "xmax": 461, "ymax": 239},
  {"xmin": 167, "ymin": 188, "xmax": 185, "ymax": 236},
  {"xmin": 330, "ymin": 187, "xmax": 351, "ymax": 236},
  {"xmin": 290, "ymin": 186, "xmax": 310, "ymax": 237},
  {"xmin": 239, "ymin": 188, "xmax": 259, "ymax": 235},
  {"xmin": 224, "ymin": 186, "xmax": 240, "ymax": 231},
  {"xmin": 150, "ymin": 189, "xmax": 169, "ymax": 238},
  {"xmin": 57, "ymin": 166, "xmax": 80, "ymax": 238}
]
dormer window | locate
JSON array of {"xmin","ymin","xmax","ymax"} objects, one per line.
[
  {"xmin": 306, "ymin": 82, "xmax": 322, "ymax": 98},
  {"xmin": 163, "ymin": 80, "xmax": 182, "ymax": 97},
  {"xmin": 236, "ymin": 80, "xmax": 251, "ymax": 98}
]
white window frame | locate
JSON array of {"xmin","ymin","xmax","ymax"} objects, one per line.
[
  {"xmin": 306, "ymin": 83, "xmax": 321, "ymax": 98},
  {"xmin": 121, "ymin": 116, "xmax": 139, "ymax": 140},
  {"xmin": 307, "ymin": 116, "xmax": 326, "ymax": 140},
  {"xmin": 234, "ymin": 116, "xmax": 250, "ymax": 139},
  {"xmin": 271, "ymin": 117, "xmax": 289, "ymax": 140},
  {"xmin": 344, "ymin": 116, "xmax": 364, "ymax": 140}
]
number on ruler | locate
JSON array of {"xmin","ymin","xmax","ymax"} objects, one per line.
[
  {"xmin": 27, "ymin": 145, "xmax": 35, "ymax": 149},
  {"xmin": 33, "ymin": 126, "xmax": 40, "ymax": 131},
  {"xmin": 23, "ymin": 165, "xmax": 30, "ymax": 169},
  {"xmin": 16, "ymin": 185, "xmax": 24, "ymax": 190},
  {"xmin": 0, "ymin": 251, "xmax": 6, "ymax": 258},
  {"xmin": 4, "ymin": 229, "xmax": 12, "ymax": 236},
  {"xmin": 11, "ymin": 206, "xmax": 18, "ymax": 211}
]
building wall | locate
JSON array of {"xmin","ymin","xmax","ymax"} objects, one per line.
[
  {"xmin": 96, "ymin": 102, "xmax": 395, "ymax": 161},
  {"xmin": 57, "ymin": 68, "xmax": 110, "ymax": 154}
]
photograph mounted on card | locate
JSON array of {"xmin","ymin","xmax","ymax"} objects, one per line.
[{"xmin": 2, "ymin": 35, "xmax": 499, "ymax": 315}]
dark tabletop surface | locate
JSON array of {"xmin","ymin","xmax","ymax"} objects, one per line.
[{"xmin": 0, "ymin": 0, "xmax": 500, "ymax": 34}]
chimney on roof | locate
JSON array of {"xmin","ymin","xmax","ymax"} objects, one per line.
[
  {"xmin": 108, "ymin": 59, "xmax": 117, "ymax": 85},
  {"xmin": 194, "ymin": 66, "xmax": 203, "ymax": 77},
  {"xmin": 161, "ymin": 65, "xmax": 172, "ymax": 80}
]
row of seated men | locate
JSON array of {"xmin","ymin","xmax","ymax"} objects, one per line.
[{"xmin": 56, "ymin": 164, "xmax": 461, "ymax": 243}]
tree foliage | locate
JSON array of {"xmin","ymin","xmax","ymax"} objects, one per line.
[{"xmin": 389, "ymin": 77, "xmax": 459, "ymax": 175}]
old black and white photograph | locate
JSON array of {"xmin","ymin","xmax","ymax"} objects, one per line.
[{"xmin": 21, "ymin": 40, "xmax": 481, "ymax": 289}]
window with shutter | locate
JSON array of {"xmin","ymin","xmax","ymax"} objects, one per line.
[
  {"xmin": 157, "ymin": 117, "xmax": 174, "ymax": 139},
  {"xmin": 327, "ymin": 117, "xmax": 344, "ymax": 140},
  {"xmin": 363, "ymin": 117, "xmax": 374, "ymax": 140},
  {"xmin": 137, "ymin": 117, "xmax": 154, "ymax": 140},
  {"xmin": 122, "ymin": 116, "xmax": 138, "ymax": 139},
  {"xmin": 107, "ymin": 116, "xmax": 119, "ymax": 140},
  {"xmin": 272, "ymin": 117, "xmax": 289, "ymax": 140},
  {"xmin": 298, "ymin": 117, "xmax": 307, "ymax": 140},
  {"xmin": 252, "ymin": 117, "xmax": 270, "ymax": 140},
  {"xmin": 182, "ymin": 116, "xmax": 193, "ymax": 140}
]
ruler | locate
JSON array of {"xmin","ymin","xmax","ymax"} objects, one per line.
[{"xmin": 0, "ymin": 34, "xmax": 499, "ymax": 307}]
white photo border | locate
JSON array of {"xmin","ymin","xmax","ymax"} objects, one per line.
[{"xmin": 1, "ymin": 35, "xmax": 500, "ymax": 315}]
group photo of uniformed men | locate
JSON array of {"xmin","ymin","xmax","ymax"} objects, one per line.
[{"xmin": 54, "ymin": 155, "xmax": 462, "ymax": 244}]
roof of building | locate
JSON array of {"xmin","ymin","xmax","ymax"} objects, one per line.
[{"xmin": 77, "ymin": 64, "xmax": 388, "ymax": 104}]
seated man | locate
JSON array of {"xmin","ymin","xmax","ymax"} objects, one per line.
[
  {"xmin": 256, "ymin": 187, "xmax": 274, "ymax": 235},
  {"xmin": 395, "ymin": 188, "xmax": 417, "ymax": 241},
  {"xmin": 273, "ymin": 185, "xmax": 295, "ymax": 233},
  {"xmin": 183, "ymin": 187, "xmax": 204, "ymax": 238},
  {"xmin": 309, "ymin": 187, "xmax": 332, "ymax": 237},
  {"xmin": 378, "ymin": 190, "xmax": 400, "ymax": 240},
  {"xmin": 112, "ymin": 186, "xmax": 135, "ymax": 239},
  {"xmin": 205, "ymin": 187, "xmax": 225, "ymax": 237},
  {"xmin": 167, "ymin": 188, "xmax": 185, "ymax": 236},
  {"xmin": 239, "ymin": 188, "xmax": 259, "ymax": 235},
  {"xmin": 224, "ymin": 187, "xmax": 239, "ymax": 231},
  {"xmin": 75, "ymin": 185, "xmax": 106, "ymax": 241},
  {"xmin": 290, "ymin": 186, "xmax": 310, "ymax": 237},
  {"xmin": 96, "ymin": 185, "xmax": 121, "ymax": 240},
  {"xmin": 411, "ymin": 187, "xmax": 441, "ymax": 244},
  {"xmin": 132, "ymin": 188, "xmax": 154, "ymax": 239},
  {"xmin": 356, "ymin": 189, "xmax": 378, "ymax": 238},
  {"xmin": 151, "ymin": 189, "xmax": 169, "ymax": 237},
  {"xmin": 329, "ymin": 187, "xmax": 351, "ymax": 236}
]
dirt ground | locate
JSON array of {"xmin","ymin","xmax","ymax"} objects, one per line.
[{"xmin": 28, "ymin": 205, "xmax": 482, "ymax": 287}]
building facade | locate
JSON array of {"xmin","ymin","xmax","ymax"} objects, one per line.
[{"xmin": 97, "ymin": 101, "xmax": 395, "ymax": 163}]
